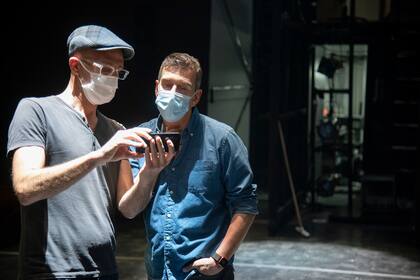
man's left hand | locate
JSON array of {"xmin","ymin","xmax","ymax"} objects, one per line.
[{"xmin": 183, "ymin": 257, "xmax": 223, "ymax": 276}]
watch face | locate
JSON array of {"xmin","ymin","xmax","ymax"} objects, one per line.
[{"xmin": 219, "ymin": 257, "xmax": 228, "ymax": 267}]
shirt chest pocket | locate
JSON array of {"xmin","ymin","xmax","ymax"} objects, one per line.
[{"xmin": 187, "ymin": 160, "xmax": 217, "ymax": 195}]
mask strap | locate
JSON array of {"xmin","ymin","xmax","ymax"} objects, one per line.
[{"xmin": 78, "ymin": 59, "xmax": 94, "ymax": 74}]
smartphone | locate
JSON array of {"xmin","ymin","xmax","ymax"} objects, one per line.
[{"xmin": 136, "ymin": 132, "xmax": 181, "ymax": 153}]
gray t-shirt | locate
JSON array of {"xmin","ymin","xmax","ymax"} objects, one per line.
[{"xmin": 7, "ymin": 95, "xmax": 123, "ymax": 279}]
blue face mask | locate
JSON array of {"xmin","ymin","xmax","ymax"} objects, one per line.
[{"xmin": 155, "ymin": 85, "xmax": 194, "ymax": 122}]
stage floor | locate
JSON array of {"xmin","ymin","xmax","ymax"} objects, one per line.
[{"xmin": 1, "ymin": 210, "xmax": 420, "ymax": 279}]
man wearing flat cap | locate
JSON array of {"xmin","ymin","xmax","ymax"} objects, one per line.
[{"xmin": 7, "ymin": 25, "xmax": 174, "ymax": 279}]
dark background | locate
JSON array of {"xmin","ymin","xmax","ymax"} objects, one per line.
[
  {"xmin": 1, "ymin": 1, "xmax": 211, "ymax": 243},
  {"xmin": 1, "ymin": 0, "xmax": 419, "ymax": 247}
]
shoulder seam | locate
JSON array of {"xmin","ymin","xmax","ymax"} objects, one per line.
[{"xmin": 22, "ymin": 98, "xmax": 48, "ymax": 137}]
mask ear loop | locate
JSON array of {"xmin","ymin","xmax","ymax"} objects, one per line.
[
  {"xmin": 77, "ymin": 59, "xmax": 93, "ymax": 86},
  {"xmin": 79, "ymin": 59, "xmax": 108, "ymax": 86},
  {"xmin": 78, "ymin": 59, "xmax": 92, "ymax": 73}
]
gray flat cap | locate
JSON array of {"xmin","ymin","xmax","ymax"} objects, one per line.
[{"xmin": 67, "ymin": 25, "xmax": 135, "ymax": 60}]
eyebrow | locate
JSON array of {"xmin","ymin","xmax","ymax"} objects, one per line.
[
  {"xmin": 162, "ymin": 78, "xmax": 192, "ymax": 89},
  {"xmin": 84, "ymin": 57, "xmax": 124, "ymax": 69},
  {"xmin": 101, "ymin": 60, "xmax": 124, "ymax": 69}
]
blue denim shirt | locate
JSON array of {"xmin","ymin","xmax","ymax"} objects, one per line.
[{"xmin": 129, "ymin": 109, "xmax": 258, "ymax": 280}]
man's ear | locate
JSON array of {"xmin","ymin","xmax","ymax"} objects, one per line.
[
  {"xmin": 154, "ymin": 80, "xmax": 160, "ymax": 97},
  {"xmin": 69, "ymin": 57, "xmax": 80, "ymax": 76},
  {"xmin": 191, "ymin": 89, "xmax": 202, "ymax": 107}
]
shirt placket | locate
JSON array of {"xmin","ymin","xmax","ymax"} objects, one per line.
[
  {"xmin": 163, "ymin": 165, "xmax": 176, "ymax": 279},
  {"xmin": 77, "ymin": 114, "xmax": 98, "ymax": 152},
  {"xmin": 162, "ymin": 131, "xmax": 193, "ymax": 280}
]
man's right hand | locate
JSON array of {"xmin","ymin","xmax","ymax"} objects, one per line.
[
  {"xmin": 117, "ymin": 133, "xmax": 176, "ymax": 218},
  {"xmin": 96, "ymin": 127, "xmax": 152, "ymax": 165},
  {"xmin": 140, "ymin": 135, "xmax": 176, "ymax": 177}
]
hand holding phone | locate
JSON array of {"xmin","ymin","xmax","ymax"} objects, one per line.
[{"xmin": 136, "ymin": 132, "xmax": 181, "ymax": 153}]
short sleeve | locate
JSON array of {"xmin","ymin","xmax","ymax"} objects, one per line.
[{"xmin": 7, "ymin": 98, "xmax": 47, "ymax": 158}]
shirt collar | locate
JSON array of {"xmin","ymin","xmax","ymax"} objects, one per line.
[{"xmin": 155, "ymin": 108, "xmax": 200, "ymax": 134}]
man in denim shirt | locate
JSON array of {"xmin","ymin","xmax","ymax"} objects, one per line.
[{"xmin": 125, "ymin": 53, "xmax": 258, "ymax": 280}]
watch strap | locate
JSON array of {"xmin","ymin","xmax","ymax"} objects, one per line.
[{"xmin": 211, "ymin": 252, "xmax": 228, "ymax": 268}]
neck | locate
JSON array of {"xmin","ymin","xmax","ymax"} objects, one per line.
[
  {"xmin": 163, "ymin": 109, "xmax": 193, "ymax": 132},
  {"xmin": 58, "ymin": 75, "xmax": 98, "ymax": 126}
]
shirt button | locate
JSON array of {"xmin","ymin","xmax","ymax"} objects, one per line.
[
  {"xmin": 165, "ymin": 236, "xmax": 170, "ymax": 240},
  {"xmin": 166, "ymin": 260, "xmax": 170, "ymax": 265},
  {"xmin": 167, "ymin": 213, "xmax": 171, "ymax": 218},
  {"xmin": 169, "ymin": 190, "xmax": 174, "ymax": 195},
  {"xmin": 190, "ymin": 133, "xmax": 194, "ymax": 137},
  {"xmin": 171, "ymin": 167, "xmax": 176, "ymax": 172}
]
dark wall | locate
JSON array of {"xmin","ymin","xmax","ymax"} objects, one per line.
[
  {"xmin": 1, "ymin": 2, "xmax": 211, "ymax": 244},
  {"xmin": 252, "ymin": 0, "xmax": 309, "ymax": 226}
]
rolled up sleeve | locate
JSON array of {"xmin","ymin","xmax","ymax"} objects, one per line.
[{"xmin": 220, "ymin": 129, "xmax": 258, "ymax": 215}]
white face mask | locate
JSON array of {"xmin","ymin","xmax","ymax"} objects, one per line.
[{"xmin": 79, "ymin": 60, "xmax": 119, "ymax": 105}]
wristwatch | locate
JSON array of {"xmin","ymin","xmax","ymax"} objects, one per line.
[{"xmin": 211, "ymin": 252, "xmax": 228, "ymax": 268}]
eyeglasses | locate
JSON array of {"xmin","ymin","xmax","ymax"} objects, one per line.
[{"xmin": 80, "ymin": 59, "xmax": 130, "ymax": 80}]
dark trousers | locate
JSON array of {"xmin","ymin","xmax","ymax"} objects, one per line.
[
  {"xmin": 190, "ymin": 265, "xmax": 234, "ymax": 280},
  {"xmin": 61, "ymin": 274, "xmax": 118, "ymax": 280}
]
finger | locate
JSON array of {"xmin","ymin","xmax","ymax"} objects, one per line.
[
  {"xmin": 149, "ymin": 138, "xmax": 159, "ymax": 162},
  {"xmin": 114, "ymin": 129, "xmax": 144, "ymax": 143},
  {"xmin": 117, "ymin": 132, "xmax": 147, "ymax": 148},
  {"xmin": 183, "ymin": 262, "xmax": 196, "ymax": 273},
  {"xmin": 155, "ymin": 137, "xmax": 166, "ymax": 165},
  {"xmin": 116, "ymin": 142, "xmax": 146, "ymax": 159},
  {"xmin": 129, "ymin": 149, "xmax": 145, "ymax": 159},
  {"xmin": 124, "ymin": 132, "xmax": 149, "ymax": 149},
  {"xmin": 193, "ymin": 258, "xmax": 206, "ymax": 266},
  {"xmin": 118, "ymin": 139, "xmax": 146, "ymax": 148},
  {"xmin": 131, "ymin": 127, "xmax": 152, "ymax": 140},
  {"xmin": 136, "ymin": 127, "xmax": 152, "ymax": 133},
  {"xmin": 126, "ymin": 129, "xmax": 152, "ymax": 149},
  {"xmin": 166, "ymin": 139, "xmax": 176, "ymax": 160},
  {"xmin": 122, "ymin": 149, "xmax": 144, "ymax": 159},
  {"xmin": 112, "ymin": 146, "xmax": 139, "ymax": 161},
  {"xmin": 155, "ymin": 136, "xmax": 165, "ymax": 153},
  {"xmin": 125, "ymin": 131, "xmax": 147, "ymax": 144},
  {"xmin": 144, "ymin": 146, "xmax": 151, "ymax": 166}
]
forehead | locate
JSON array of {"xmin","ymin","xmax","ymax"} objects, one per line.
[{"xmin": 160, "ymin": 67, "xmax": 195, "ymax": 86}]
